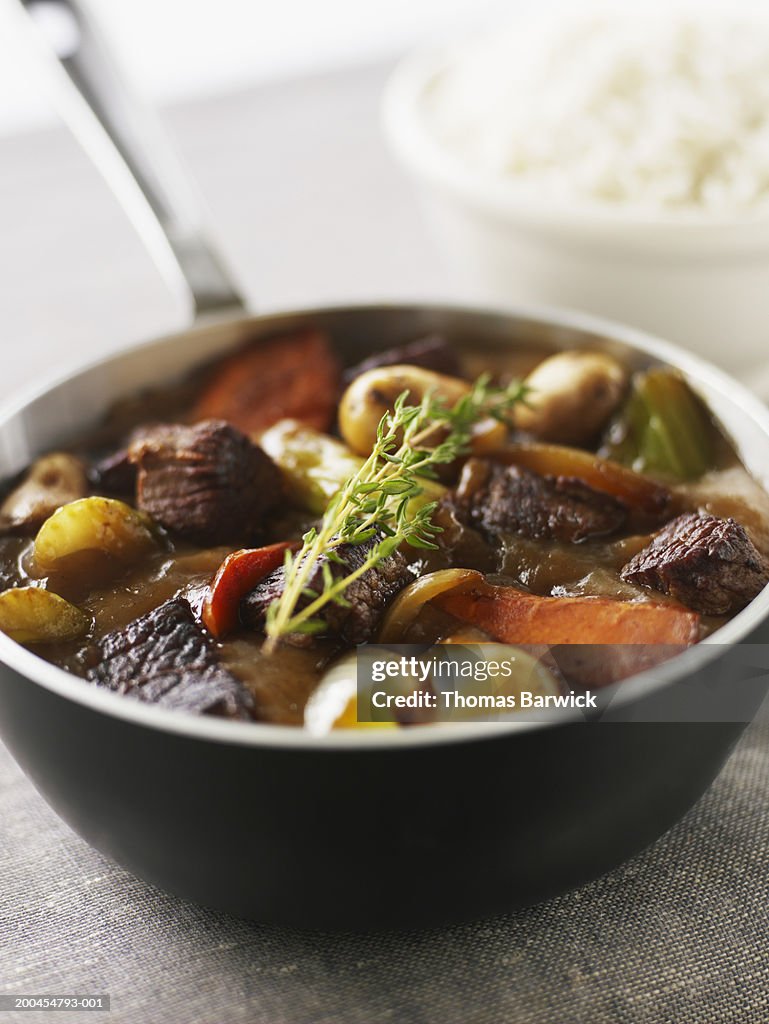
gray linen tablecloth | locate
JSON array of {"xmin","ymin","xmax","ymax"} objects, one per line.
[{"xmin": 1, "ymin": 63, "xmax": 768, "ymax": 1023}]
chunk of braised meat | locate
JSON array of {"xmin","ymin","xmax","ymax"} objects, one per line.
[
  {"xmin": 86, "ymin": 597, "xmax": 254, "ymax": 719},
  {"xmin": 193, "ymin": 328, "xmax": 340, "ymax": 434},
  {"xmin": 90, "ymin": 447, "xmax": 136, "ymax": 495},
  {"xmin": 342, "ymin": 335, "xmax": 462, "ymax": 386},
  {"xmin": 430, "ymin": 500, "xmax": 498, "ymax": 573},
  {"xmin": 90, "ymin": 422, "xmax": 177, "ymax": 496},
  {"xmin": 620, "ymin": 511, "xmax": 769, "ymax": 616},
  {"xmin": 447, "ymin": 458, "xmax": 628, "ymax": 544},
  {"xmin": 128, "ymin": 420, "xmax": 282, "ymax": 545},
  {"xmin": 242, "ymin": 533, "xmax": 415, "ymax": 644}
]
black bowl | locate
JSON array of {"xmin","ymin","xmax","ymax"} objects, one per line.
[{"xmin": 2, "ymin": 303, "xmax": 768, "ymax": 928}]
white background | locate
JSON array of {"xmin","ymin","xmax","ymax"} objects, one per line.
[
  {"xmin": 3, "ymin": 0, "xmax": 751, "ymax": 137},
  {"xmin": 0, "ymin": 0, "xmax": 529, "ymax": 136}
]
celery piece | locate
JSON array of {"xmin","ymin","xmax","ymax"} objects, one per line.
[{"xmin": 602, "ymin": 369, "xmax": 714, "ymax": 480}]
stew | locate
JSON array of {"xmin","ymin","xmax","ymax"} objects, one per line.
[{"xmin": 1, "ymin": 330, "xmax": 767, "ymax": 729}]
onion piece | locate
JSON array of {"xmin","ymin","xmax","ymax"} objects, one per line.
[
  {"xmin": 304, "ymin": 652, "xmax": 398, "ymax": 734},
  {"xmin": 429, "ymin": 643, "xmax": 561, "ymax": 719},
  {"xmin": 378, "ymin": 568, "xmax": 483, "ymax": 643}
]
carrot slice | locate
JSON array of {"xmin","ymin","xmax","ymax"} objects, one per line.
[
  {"xmin": 494, "ymin": 442, "xmax": 671, "ymax": 521},
  {"xmin": 202, "ymin": 541, "xmax": 297, "ymax": 638},
  {"xmin": 193, "ymin": 329, "xmax": 340, "ymax": 434},
  {"xmin": 435, "ymin": 582, "xmax": 700, "ymax": 647}
]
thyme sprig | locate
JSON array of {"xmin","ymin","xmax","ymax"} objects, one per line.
[{"xmin": 263, "ymin": 374, "xmax": 527, "ymax": 649}]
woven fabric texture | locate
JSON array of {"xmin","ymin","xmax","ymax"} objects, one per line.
[{"xmin": 2, "ymin": 705, "xmax": 768, "ymax": 1024}]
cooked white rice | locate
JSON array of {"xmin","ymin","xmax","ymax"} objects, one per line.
[{"xmin": 424, "ymin": 10, "xmax": 769, "ymax": 212}]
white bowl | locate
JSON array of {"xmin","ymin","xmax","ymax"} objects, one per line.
[{"xmin": 382, "ymin": 46, "xmax": 769, "ymax": 379}]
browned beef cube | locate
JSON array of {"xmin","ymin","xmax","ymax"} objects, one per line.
[
  {"xmin": 322, "ymin": 540, "xmax": 415, "ymax": 643},
  {"xmin": 88, "ymin": 598, "xmax": 254, "ymax": 719},
  {"xmin": 91, "ymin": 421, "xmax": 201, "ymax": 496},
  {"xmin": 91, "ymin": 424, "xmax": 168, "ymax": 495},
  {"xmin": 90, "ymin": 448, "xmax": 136, "ymax": 495},
  {"xmin": 242, "ymin": 534, "xmax": 414, "ymax": 644},
  {"xmin": 342, "ymin": 335, "xmax": 462, "ymax": 385},
  {"xmin": 620, "ymin": 512, "xmax": 769, "ymax": 615},
  {"xmin": 128, "ymin": 420, "xmax": 282, "ymax": 544},
  {"xmin": 450, "ymin": 459, "xmax": 627, "ymax": 544}
]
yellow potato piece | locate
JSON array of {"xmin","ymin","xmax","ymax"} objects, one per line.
[
  {"xmin": 259, "ymin": 418, "xmax": 447, "ymax": 520},
  {"xmin": 339, "ymin": 364, "xmax": 503, "ymax": 457},
  {"xmin": 259, "ymin": 419, "xmax": 364, "ymax": 514},
  {"xmin": 514, "ymin": 350, "xmax": 628, "ymax": 445},
  {"xmin": 0, "ymin": 587, "xmax": 90, "ymax": 644},
  {"xmin": 33, "ymin": 496, "xmax": 156, "ymax": 576}
]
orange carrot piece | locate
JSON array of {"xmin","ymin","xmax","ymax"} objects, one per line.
[
  {"xmin": 202, "ymin": 541, "xmax": 297, "ymax": 639},
  {"xmin": 193, "ymin": 328, "xmax": 340, "ymax": 434},
  {"xmin": 435, "ymin": 582, "xmax": 700, "ymax": 647}
]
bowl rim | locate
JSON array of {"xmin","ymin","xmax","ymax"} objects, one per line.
[
  {"xmin": 381, "ymin": 43, "xmax": 769, "ymax": 240},
  {"xmin": 1, "ymin": 299, "xmax": 769, "ymax": 750}
]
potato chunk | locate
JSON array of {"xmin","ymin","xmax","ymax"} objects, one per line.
[
  {"xmin": 1, "ymin": 453, "xmax": 88, "ymax": 531},
  {"xmin": 259, "ymin": 419, "xmax": 364, "ymax": 514},
  {"xmin": 0, "ymin": 587, "xmax": 90, "ymax": 644},
  {"xmin": 339, "ymin": 365, "xmax": 505, "ymax": 458},
  {"xmin": 514, "ymin": 350, "xmax": 627, "ymax": 444},
  {"xmin": 33, "ymin": 496, "xmax": 156, "ymax": 578}
]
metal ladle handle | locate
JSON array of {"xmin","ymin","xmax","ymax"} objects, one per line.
[{"xmin": 14, "ymin": 0, "xmax": 246, "ymax": 319}]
